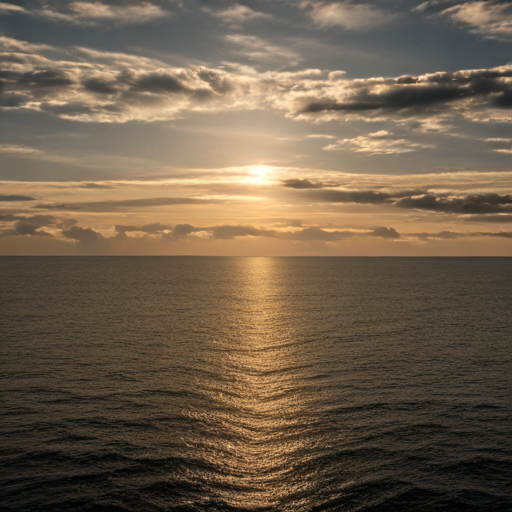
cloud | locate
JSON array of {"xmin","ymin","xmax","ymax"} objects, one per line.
[
  {"xmin": 113, "ymin": 222, "xmax": 277, "ymax": 240},
  {"xmin": 6, "ymin": 209, "xmax": 512, "ymax": 251},
  {"xmin": 307, "ymin": 134, "xmax": 337, "ymax": 139},
  {"xmin": 485, "ymin": 137, "xmax": 512, "ymax": 154},
  {"xmin": 209, "ymin": 4, "xmax": 272, "ymax": 26},
  {"xmin": 116, "ymin": 222, "xmax": 400, "ymax": 242},
  {"xmin": 0, "ymin": 3, "xmax": 26, "ymax": 14},
  {"xmin": 415, "ymin": 1, "xmax": 512, "ymax": 41},
  {"xmin": 79, "ymin": 182, "xmax": 113, "ymax": 189},
  {"xmin": 173, "ymin": 223, "xmax": 196, "ymax": 237},
  {"xmin": 284, "ymin": 182, "xmax": 512, "ymax": 218},
  {"xmin": 0, "ymin": 35, "xmax": 52, "ymax": 53},
  {"xmin": 0, "ymin": 194, "xmax": 36, "ymax": 201},
  {"xmin": 37, "ymin": 1, "xmax": 169, "ymax": 27},
  {"xmin": 115, "ymin": 222, "xmax": 173, "ymax": 235},
  {"xmin": 62, "ymin": 225, "xmax": 109, "ymax": 252},
  {"xmin": 211, "ymin": 225, "xmax": 277, "ymax": 239},
  {"xmin": 478, "ymin": 231, "xmax": 512, "ymax": 238},
  {"xmin": 300, "ymin": 65, "xmax": 512, "ymax": 119},
  {"xmin": 303, "ymin": 1, "xmax": 396, "ymax": 30},
  {"xmin": 3, "ymin": 35, "xmax": 512, "ymax": 123},
  {"xmin": 129, "ymin": 71, "xmax": 189, "ymax": 94},
  {"xmin": 413, "ymin": 0, "xmax": 457, "ymax": 15},
  {"xmin": 396, "ymin": 193, "xmax": 512, "ymax": 214},
  {"xmin": 282, "ymin": 178, "xmax": 325, "ymax": 189},
  {"xmin": 224, "ymin": 35, "xmax": 301, "ymax": 66},
  {"xmin": 406, "ymin": 229, "xmax": 512, "ymax": 239},
  {"xmin": 324, "ymin": 130, "xmax": 432, "ymax": 154},
  {"xmin": 372, "ymin": 226, "xmax": 400, "ymax": 239},
  {"xmin": 407, "ymin": 230, "xmax": 460, "ymax": 240},
  {"xmin": 0, "ymin": 144, "xmax": 44, "ymax": 156},
  {"xmin": 18, "ymin": 69, "xmax": 74, "ymax": 88},
  {"xmin": 442, "ymin": 1, "xmax": 512, "ymax": 41},
  {"xmin": 282, "ymin": 226, "xmax": 356, "ymax": 241},
  {"xmin": 0, "ymin": 213, "xmax": 69, "ymax": 237},
  {"xmin": 303, "ymin": 188, "xmax": 392, "ymax": 204},
  {"xmin": 36, "ymin": 197, "xmax": 220, "ymax": 212}
]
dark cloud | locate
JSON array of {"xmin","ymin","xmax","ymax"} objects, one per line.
[
  {"xmin": 301, "ymin": 66, "xmax": 512, "ymax": 117},
  {"xmin": 36, "ymin": 197, "xmax": 220, "ymax": 212},
  {"xmin": 372, "ymin": 226, "xmax": 401, "ymax": 239},
  {"xmin": 404, "ymin": 229, "xmax": 512, "ymax": 240},
  {"xmin": 286, "ymin": 185, "xmax": 512, "ymax": 218},
  {"xmin": 0, "ymin": 93, "xmax": 30, "ymax": 107},
  {"xmin": 173, "ymin": 224, "xmax": 196, "ymax": 237},
  {"xmin": 0, "ymin": 214, "xmax": 63, "ymax": 237},
  {"xmin": 129, "ymin": 72, "xmax": 188, "ymax": 94},
  {"xmin": 304, "ymin": 86, "xmax": 462, "ymax": 113},
  {"xmin": 14, "ymin": 221, "xmax": 53, "ymax": 236},
  {"xmin": 197, "ymin": 68, "xmax": 232, "ymax": 94},
  {"xmin": 283, "ymin": 178, "xmax": 325, "ymax": 189},
  {"xmin": 480, "ymin": 231, "xmax": 512, "ymax": 238},
  {"xmin": 303, "ymin": 189, "xmax": 392, "ymax": 204},
  {"xmin": 18, "ymin": 69, "xmax": 74, "ymax": 88},
  {"xmin": 61, "ymin": 225, "xmax": 110, "ymax": 252},
  {"xmin": 396, "ymin": 193, "xmax": 512, "ymax": 214},
  {"xmin": 79, "ymin": 183, "xmax": 113, "ymax": 189},
  {"xmin": 0, "ymin": 213, "xmax": 20, "ymax": 222},
  {"xmin": 0, "ymin": 194, "xmax": 36, "ymax": 201},
  {"xmin": 82, "ymin": 78, "xmax": 117, "ymax": 95},
  {"xmin": 62, "ymin": 225, "xmax": 104, "ymax": 242}
]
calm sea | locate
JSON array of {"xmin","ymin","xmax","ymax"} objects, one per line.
[{"xmin": 1, "ymin": 257, "xmax": 511, "ymax": 511}]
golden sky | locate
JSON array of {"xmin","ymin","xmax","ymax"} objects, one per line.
[{"xmin": 1, "ymin": 0, "xmax": 512, "ymax": 255}]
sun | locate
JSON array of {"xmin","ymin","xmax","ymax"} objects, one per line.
[{"xmin": 249, "ymin": 166, "xmax": 272, "ymax": 184}]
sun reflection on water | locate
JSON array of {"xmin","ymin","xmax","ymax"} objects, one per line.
[{"xmin": 188, "ymin": 258, "xmax": 319, "ymax": 510}]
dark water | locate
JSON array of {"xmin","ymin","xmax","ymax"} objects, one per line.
[{"xmin": 1, "ymin": 257, "xmax": 511, "ymax": 511}]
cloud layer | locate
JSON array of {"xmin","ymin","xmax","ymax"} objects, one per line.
[
  {"xmin": 2, "ymin": 35, "xmax": 512, "ymax": 123},
  {"xmin": 0, "ymin": 1, "xmax": 169, "ymax": 26}
]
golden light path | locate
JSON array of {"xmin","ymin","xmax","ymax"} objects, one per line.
[{"xmin": 186, "ymin": 258, "xmax": 326, "ymax": 510}]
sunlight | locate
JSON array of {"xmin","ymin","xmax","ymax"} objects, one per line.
[{"xmin": 249, "ymin": 165, "xmax": 272, "ymax": 184}]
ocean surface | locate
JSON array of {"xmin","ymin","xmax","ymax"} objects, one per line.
[{"xmin": 1, "ymin": 256, "xmax": 511, "ymax": 511}]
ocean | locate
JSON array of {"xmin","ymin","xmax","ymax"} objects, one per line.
[{"xmin": 1, "ymin": 257, "xmax": 511, "ymax": 511}]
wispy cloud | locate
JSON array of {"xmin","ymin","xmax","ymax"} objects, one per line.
[
  {"xmin": 224, "ymin": 34, "xmax": 301, "ymax": 66},
  {"xmin": 396, "ymin": 192, "xmax": 512, "ymax": 215},
  {"xmin": 282, "ymin": 178, "xmax": 326, "ymax": 189},
  {"xmin": 446, "ymin": 1, "xmax": 512, "ymax": 40},
  {"xmin": 0, "ymin": 194, "xmax": 36, "ymax": 202},
  {"xmin": 303, "ymin": 1, "xmax": 397, "ymax": 30},
  {"xmin": 324, "ymin": 130, "xmax": 433, "ymax": 155},
  {"xmin": 36, "ymin": 197, "xmax": 222, "ymax": 212},
  {"xmin": 208, "ymin": 4, "xmax": 272, "ymax": 26},
  {"xmin": 1, "ymin": 1, "xmax": 170, "ymax": 27},
  {"xmin": 0, "ymin": 144, "xmax": 44, "ymax": 156},
  {"xmin": 415, "ymin": 1, "xmax": 512, "ymax": 41},
  {"xmin": 0, "ymin": 3, "xmax": 26, "ymax": 14}
]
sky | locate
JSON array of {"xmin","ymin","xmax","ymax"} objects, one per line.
[{"xmin": 1, "ymin": 0, "xmax": 512, "ymax": 255}]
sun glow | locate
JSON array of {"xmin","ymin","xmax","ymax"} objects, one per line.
[{"xmin": 249, "ymin": 165, "xmax": 272, "ymax": 184}]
